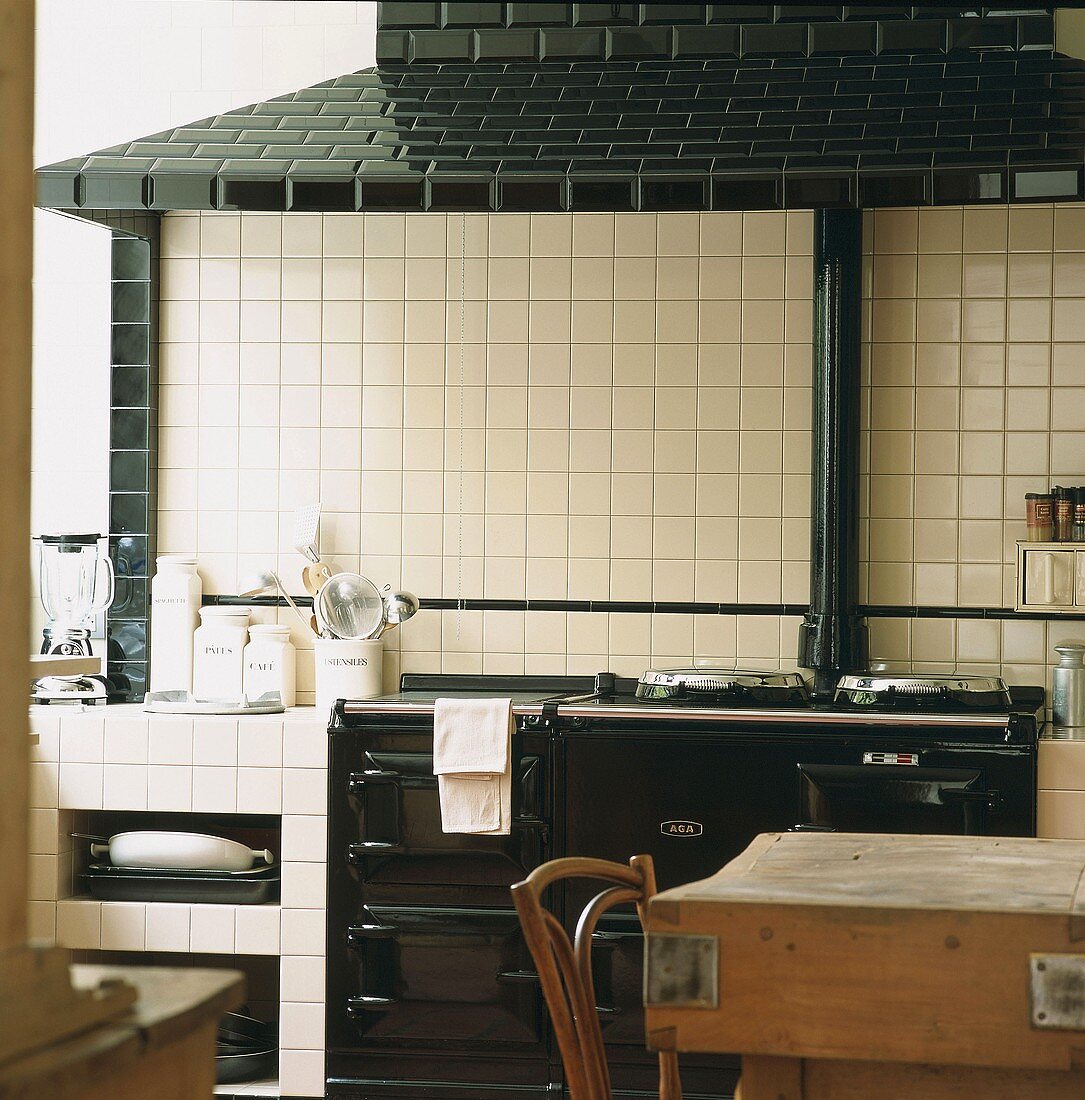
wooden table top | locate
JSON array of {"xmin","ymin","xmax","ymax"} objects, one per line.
[
  {"xmin": 70, "ymin": 965, "xmax": 245, "ymax": 1047},
  {"xmin": 651, "ymin": 831, "xmax": 1085, "ymax": 917}
]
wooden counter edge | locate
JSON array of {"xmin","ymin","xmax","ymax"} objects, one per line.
[{"xmin": 0, "ymin": 965, "xmax": 244, "ymax": 1099}]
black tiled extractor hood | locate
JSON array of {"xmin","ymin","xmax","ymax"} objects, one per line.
[{"xmin": 36, "ymin": 5, "xmax": 1085, "ymax": 213}]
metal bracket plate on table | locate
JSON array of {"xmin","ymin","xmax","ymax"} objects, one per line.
[
  {"xmin": 1029, "ymin": 954, "xmax": 1085, "ymax": 1029},
  {"xmin": 644, "ymin": 933, "xmax": 718, "ymax": 1009}
]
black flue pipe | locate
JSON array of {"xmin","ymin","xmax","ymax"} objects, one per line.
[{"xmin": 798, "ymin": 208, "xmax": 868, "ymax": 698}]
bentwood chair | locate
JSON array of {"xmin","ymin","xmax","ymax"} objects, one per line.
[{"xmin": 511, "ymin": 854, "xmax": 683, "ymax": 1100}]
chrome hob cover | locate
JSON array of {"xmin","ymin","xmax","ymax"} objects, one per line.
[
  {"xmin": 636, "ymin": 667, "xmax": 811, "ymax": 706},
  {"xmin": 835, "ymin": 673, "xmax": 1013, "ymax": 711}
]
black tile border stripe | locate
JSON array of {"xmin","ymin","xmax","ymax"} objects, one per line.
[
  {"xmin": 204, "ymin": 595, "xmax": 1085, "ymax": 623},
  {"xmin": 375, "ymin": 7, "xmax": 1055, "ymax": 64},
  {"xmin": 74, "ymin": 210, "xmax": 162, "ymax": 701},
  {"xmin": 39, "ymin": 162, "xmax": 1085, "ymax": 216}
]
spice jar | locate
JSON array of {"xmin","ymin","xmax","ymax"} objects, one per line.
[
  {"xmin": 1054, "ymin": 486, "xmax": 1074, "ymax": 542},
  {"xmin": 192, "ymin": 607, "xmax": 250, "ymax": 700},
  {"xmin": 243, "ymin": 624, "xmax": 296, "ymax": 707},
  {"xmin": 1074, "ymin": 488, "xmax": 1085, "ymax": 543},
  {"xmin": 1025, "ymin": 492, "xmax": 1054, "ymax": 542}
]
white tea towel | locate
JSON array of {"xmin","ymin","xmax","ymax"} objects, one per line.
[{"xmin": 432, "ymin": 696, "xmax": 513, "ymax": 834}]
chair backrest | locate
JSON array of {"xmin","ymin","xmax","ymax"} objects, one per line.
[{"xmin": 511, "ymin": 854, "xmax": 682, "ymax": 1100}]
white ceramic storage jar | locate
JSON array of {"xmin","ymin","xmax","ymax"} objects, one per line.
[
  {"xmin": 149, "ymin": 554, "xmax": 202, "ymax": 694},
  {"xmin": 243, "ymin": 623, "xmax": 296, "ymax": 707},
  {"xmin": 192, "ymin": 606, "xmax": 250, "ymax": 700}
]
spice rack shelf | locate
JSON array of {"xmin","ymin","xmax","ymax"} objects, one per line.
[{"xmin": 1015, "ymin": 541, "xmax": 1085, "ymax": 613}]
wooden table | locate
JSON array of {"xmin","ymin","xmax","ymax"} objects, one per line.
[
  {"xmin": 644, "ymin": 832, "xmax": 1085, "ymax": 1100},
  {"xmin": 0, "ymin": 965, "xmax": 244, "ymax": 1100}
]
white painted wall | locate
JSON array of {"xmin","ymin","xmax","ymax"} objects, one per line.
[{"xmin": 31, "ymin": 0, "xmax": 377, "ymax": 635}]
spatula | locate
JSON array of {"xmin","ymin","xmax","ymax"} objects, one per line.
[{"xmin": 293, "ymin": 503, "xmax": 333, "ymax": 595}]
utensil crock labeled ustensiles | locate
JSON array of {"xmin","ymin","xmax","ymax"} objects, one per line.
[{"xmin": 314, "ymin": 637, "xmax": 383, "ymax": 713}]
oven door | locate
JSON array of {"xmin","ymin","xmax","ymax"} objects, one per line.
[
  {"xmin": 333, "ymin": 904, "xmax": 547, "ymax": 1057},
  {"xmin": 342, "ymin": 748, "xmax": 548, "ymax": 895},
  {"xmin": 798, "ymin": 763, "xmax": 992, "ymax": 835}
]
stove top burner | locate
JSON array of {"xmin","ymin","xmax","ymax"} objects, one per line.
[
  {"xmin": 834, "ymin": 673, "xmax": 1013, "ymax": 712},
  {"xmin": 636, "ymin": 667, "xmax": 811, "ymax": 708}
]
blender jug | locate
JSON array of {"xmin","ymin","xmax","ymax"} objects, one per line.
[{"xmin": 36, "ymin": 534, "xmax": 115, "ymax": 655}]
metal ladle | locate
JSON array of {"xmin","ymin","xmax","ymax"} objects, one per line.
[{"xmin": 239, "ymin": 570, "xmax": 317, "ymax": 636}]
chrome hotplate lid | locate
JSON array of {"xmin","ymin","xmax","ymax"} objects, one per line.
[
  {"xmin": 836, "ymin": 674, "xmax": 1009, "ymax": 695},
  {"xmin": 636, "ymin": 667, "xmax": 810, "ymax": 704},
  {"xmin": 639, "ymin": 667, "xmax": 806, "ymax": 691},
  {"xmin": 835, "ymin": 673, "xmax": 1013, "ymax": 710}
]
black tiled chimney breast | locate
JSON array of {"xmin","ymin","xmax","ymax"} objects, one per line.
[{"xmin": 35, "ymin": 5, "xmax": 1085, "ymax": 213}]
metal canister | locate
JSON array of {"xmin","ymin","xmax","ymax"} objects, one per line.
[{"xmin": 1052, "ymin": 644, "xmax": 1085, "ymax": 728}]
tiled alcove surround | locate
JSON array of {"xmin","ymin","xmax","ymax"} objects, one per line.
[
  {"xmin": 157, "ymin": 207, "xmax": 1085, "ymax": 697},
  {"xmin": 28, "ymin": 705, "xmax": 329, "ymax": 1098}
]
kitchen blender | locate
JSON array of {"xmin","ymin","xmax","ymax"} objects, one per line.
[{"xmin": 32, "ymin": 533, "xmax": 118, "ymax": 703}]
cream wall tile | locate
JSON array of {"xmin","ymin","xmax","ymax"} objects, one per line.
[{"xmin": 160, "ymin": 207, "xmax": 1079, "ymax": 681}]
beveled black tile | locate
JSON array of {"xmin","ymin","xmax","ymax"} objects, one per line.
[
  {"xmin": 428, "ymin": 178, "xmax": 493, "ymax": 209},
  {"xmin": 711, "ymin": 175, "xmax": 780, "ymax": 209},
  {"xmin": 498, "ymin": 178, "xmax": 566, "ymax": 211},
  {"xmin": 112, "ymin": 364, "xmax": 150, "ymax": 407},
  {"xmin": 569, "ymin": 178, "xmax": 636, "ymax": 210},
  {"xmin": 784, "ymin": 173, "xmax": 855, "ymax": 208},
  {"xmin": 507, "ymin": 3, "xmax": 571, "ymax": 26},
  {"xmin": 474, "ymin": 28, "xmax": 539, "ymax": 59},
  {"xmin": 441, "ymin": 3, "xmax": 503, "ymax": 29},
  {"xmin": 1012, "ymin": 166, "xmax": 1083, "ymax": 201},
  {"xmin": 111, "ymin": 237, "xmax": 150, "ymax": 281},
  {"xmin": 573, "ymin": 3, "xmax": 637, "ymax": 27},
  {"xmin": 639, "ymin": 177, "xmax": 708, "ymax": 210},
  {"xmin": 110, "ymin": 408, "xmax": 150, "ymax": 450},
  {"xmin": 110, "ymin": 493, "xmax": 149, "ymax": 536},
  {"xmin": 359, "ymin": 178, "xmax": 426, "ymax": 209},
  {"xmin": 741, "ymin": 22, "xmax": 808, "ymax": 57},
  {"xmin": 859, "ymin": 171, "xmax": 929, "ymax": 207},
  {"xmin": 110, "ymin": 535, "xmax": 150, "ymax": 579},
  {"xmin": 110, "ymin": 450, "xmax": 149, "ymax": 493},
  {"xmin": 219, "ymin": 177, "xmax": 287, "ymax": 210},
  {"xmin": 111, "ymin": 281, "xmax": 150, "ymax": 325},
  {"xmin": 381, "ymin": 3, "xmax": 440, "ymax": 29},
  {"xmin": 606, "ymin": 26, "xmax": 670, "ymax": 59},
  {"xmin": 539, "ymin": 27, "xmax": 606, "ymax": 58},
  {"xmin": 108, "ymin": 621, "xmax": 146, "ymax": 662},
  {"xmin": 105, "ymin": 660, "xmax": 145, "ymax": 702},
  {"xmin": 289, "ymin": 178, "xmax": 357, "ymax": 211},
  {"xmin": 109, "ymin": 575, "xmax": 148, "ymax": 621},
  {"xmin": 111, "ymin": 323, "xmax": 150, "ymax": 366}
]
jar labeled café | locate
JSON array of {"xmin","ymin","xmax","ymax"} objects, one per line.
[{"xmin": 243, "ymin": 623, "xmax": 296, "ymax": 707}]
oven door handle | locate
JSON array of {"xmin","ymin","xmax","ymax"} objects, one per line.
[
  {"xmin": 348, "ymin": 841, "xmax": 406, "ymax": 860},
  {"xmin": 941, "ymin": 788, "xmax": 1000, "ymax": 809},
  {"xmin": 494, "ymin": 967, "xmax": 614, "ymax": 1015},
  {"xmin": 348, "ymin": 769, "xmax": 400, "ymax": 794},
  {"xmin": 347, "ymin": 995, "xmax": 399, "ymax": 1017},
  {"xmin": 347, "ymin": 923, "xmax": 397, "ymax": 946},
  {"xmin": 348, "ymin": 769, "xmax": 405, "ymax": 856},
  {"xmin": 588, "ymin": 930, "xmax": 632, "ymax": 1017},
  {"xmin": 496, "ymin": 969, "xmax": 541, "ymax": 985}
]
